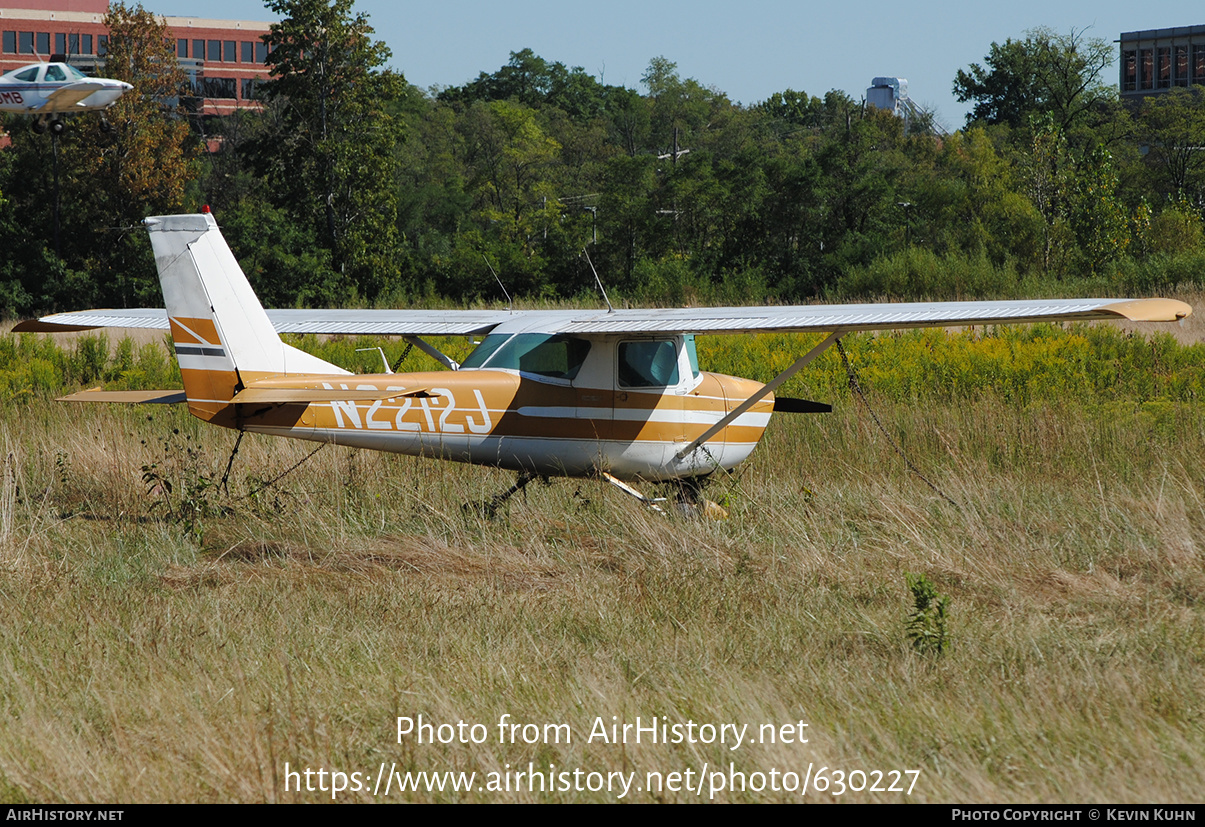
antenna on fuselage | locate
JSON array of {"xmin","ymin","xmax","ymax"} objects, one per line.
[
  {"xmin": 482, "ymin": 254, "xmax": 512, "ymax": 313},
  {"xmin": 583, "ymin": 247, "xmax": 614, "ymax": 313}
]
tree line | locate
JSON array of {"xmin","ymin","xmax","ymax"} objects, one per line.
[{"xmin": 2, "ymin": 2, "xmax": 1204, "ymax": 318}]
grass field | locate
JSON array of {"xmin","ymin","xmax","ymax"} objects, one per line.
[{"xmin": 0, "ymin": 307, "xmax": 1202, "ymax": 803}]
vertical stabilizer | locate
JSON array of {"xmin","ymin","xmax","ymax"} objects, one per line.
[{"xmin": 145, "ymin": 213, "xmax": 347, "ymax": 420}]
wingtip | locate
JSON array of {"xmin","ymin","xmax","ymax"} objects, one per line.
[{"xmin": 1100, "ymin": 298, "xmax": 1193, "ymax": 322}]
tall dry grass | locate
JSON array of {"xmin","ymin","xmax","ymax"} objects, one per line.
[{"xmin": 0, "ymin": 389, "xmax": 1200, "ymax": 802}]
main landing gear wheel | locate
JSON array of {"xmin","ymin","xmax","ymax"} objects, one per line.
[
  {"xmin": 49, "ymin": 119, "xmax": 66, "ymax": 135},
  {"xmin": 31, "ymin": 118, "xmax": 48, "ymax": 135}
]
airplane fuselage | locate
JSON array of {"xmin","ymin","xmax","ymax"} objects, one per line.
[
  {"xmin": 192, "ymin": 367, "xmax": 772, "ymax": 481},
  {"xmin": 0, "ymin": 62, "xmax": 130, "ymax": 114}
]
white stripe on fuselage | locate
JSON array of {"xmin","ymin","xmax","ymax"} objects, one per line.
[{"xmin": 518, "ymin": 405, "xmax": 770, "ymax": 427}]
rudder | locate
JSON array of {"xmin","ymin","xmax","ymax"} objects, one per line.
[{"xmin": 145, "ymin": 213, "xmax": 347, "ymax": 421}]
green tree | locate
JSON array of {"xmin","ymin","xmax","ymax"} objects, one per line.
[
  {"xmin": 1068, "ymin": 144, "xmax": 1130, "ymax": 275},
  {"xmin": 1136, "ymin": 87, "xmax": 1205, "ymax": 202},
  {"xmin": 255, "ymin": 0, "xmax": 406, "ymax": 300},
  {"xmin": 1024, "ymin": 116, "xmax": 1129, "ymax": 276},
  {"xmin": 954, "ymin": 28, "xmax": 1114, "ymax": 132},
  {"xmin": 439, "ymin": 48, "xmax": 612, "ymax": 120},
  {"xmin": 758, "ymin": 89, "xmax": 824, "ymax": 129}
]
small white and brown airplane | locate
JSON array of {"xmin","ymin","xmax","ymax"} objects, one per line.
[
  {"xmin": 16, "ymin": 212, "xmax": 1193, "ymax": 512},
  {"xmin": 0, "ymin": 61, "xmax": 131, "ymax": 134}
]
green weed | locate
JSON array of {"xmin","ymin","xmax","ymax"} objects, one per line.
[{"xmin": 905, "ymin": 572, "xmax": 950, "ymax": 655}]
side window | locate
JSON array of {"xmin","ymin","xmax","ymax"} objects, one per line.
[
  {"xmin": 463, "ymin": 333, "xmax": 591, "ymax": 381},
  {"xmin": 509, "ymin": 334, "xmax": 590, "ymax": 380},
  {"xmin": 14, "ymin": 66, "xmax": 39, "ymax": 82},
  {"xmin": 618, "ymin": 340, "xmax": 680, "ymax": 388},
  {"xmin": 45, "ymin": 65, "xmax": 66, "ymax": 82}
]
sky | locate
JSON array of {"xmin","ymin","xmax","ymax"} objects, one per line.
[{"xmin": 147, "ymin": 0, "xmax": 1203, "ymax": 131}]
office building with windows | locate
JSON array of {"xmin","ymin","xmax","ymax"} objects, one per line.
[
  {"xmin": 1120, "ymin": 25, "xmax": 1205, "ymax": 104},
  {"xmin": 0, "ymin": 0, "xmax": 272, "ymax": 115}
]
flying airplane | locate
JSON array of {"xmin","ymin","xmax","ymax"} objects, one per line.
[
  {"xmin": 0, "ymin": 61, "xmax": 132, "ymax": 134},
  {"xmin": 15, "ymin": 212, "xmax": 1193, "ymax": 512}
]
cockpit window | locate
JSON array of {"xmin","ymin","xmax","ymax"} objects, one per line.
[
  {"xmin": 618, "ymin": 340, "xmax": 680, "ymax": 388},
  {"xmin": 64, "ymin": 65, "xmax": 87, "ymax": 81},
  {"xmin": 461, "ymin": 333, "xmax": 591, "ymax": 380},
  {"xmin": 45, "ymin": 65, "xmax": 66, "ymax": 81}
]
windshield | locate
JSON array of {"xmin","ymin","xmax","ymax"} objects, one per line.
[
  {"xmin": 460, "ymin": 333, "xmax": 591, "ymax": 380},
  {"xmin": 459, "ymin": 334, "xmax": 510, "ymax": 370}
]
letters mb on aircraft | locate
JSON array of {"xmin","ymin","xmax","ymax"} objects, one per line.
[{"xmin": 17, "ymin": 212, "xmax": 1192, "ymax": 513}]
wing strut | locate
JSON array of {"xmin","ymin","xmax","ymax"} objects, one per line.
[
  {"xmin": 674, "ymin": 331, "xmax": 843, "ymax": 462},
  {"xmin": 404, "ymin": 335, "xmax": 460, "ymax": 371}
]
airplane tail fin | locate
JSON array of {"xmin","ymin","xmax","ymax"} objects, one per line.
[{"xmin": 145, "ymin": 212, "xmax": 347, "ymax": 421}]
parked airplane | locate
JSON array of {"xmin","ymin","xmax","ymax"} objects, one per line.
[
  {"xmin": 0, "ymin": 62, "xmax": 132, "ymax": 133},
  {"xmin": 15, "ymin": 212, "xmax": 1193, "ymax": 511}
]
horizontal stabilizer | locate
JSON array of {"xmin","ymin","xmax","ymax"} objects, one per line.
[
  {"xmin": 230, "ymin": 386, "xmax": 436, "ymax": 405},
  {"xmin": 59, "ymin": 388, "xmax": 186, "ymax": 404},
  {"xmin": 773, "ymin": 397, "xmax": 832, "ymax": 413}
]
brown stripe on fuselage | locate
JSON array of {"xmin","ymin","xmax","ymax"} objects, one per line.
[{"xmin": 214, "ymin": 368, "xmax": 771, "ymax": 448}]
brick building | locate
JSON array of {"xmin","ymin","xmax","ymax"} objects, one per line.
[{"xmin": 0, "ymin": 0, "xmax": 272, "ymax": 115}]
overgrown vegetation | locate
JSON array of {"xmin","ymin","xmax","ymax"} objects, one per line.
[{"xmin": 0, "ymin": 346, "xmax": 1201, "ymax": 802}]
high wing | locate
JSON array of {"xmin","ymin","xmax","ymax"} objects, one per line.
[
  {"xmin": 38, "ymin": 81, "xmax": 114, "ymax": 111},
  {"xmin": 13, "ymin": 297, "xmax": 1191, "ymax": 337},
  {"xmin": 13, "ymin": 307, "xmax": 515, "ymax": 335}
]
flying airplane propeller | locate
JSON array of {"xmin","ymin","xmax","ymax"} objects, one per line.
[{"xmin": 15, "ymin": 212, "xmax": 1193, "ymax": 515}]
